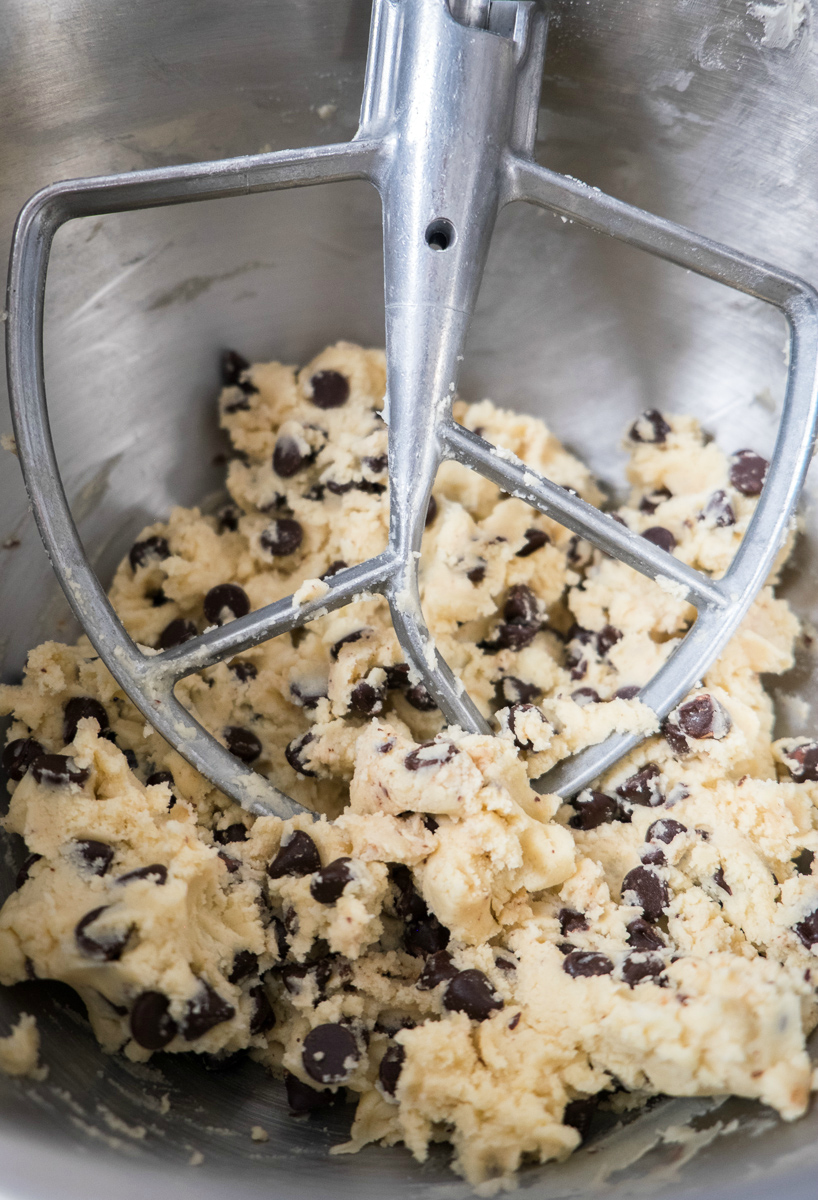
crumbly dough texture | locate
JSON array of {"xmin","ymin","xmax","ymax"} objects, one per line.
[
  {"xmin": 1, "ymin": 342, "xmax": 817, "ymax": 1189},
  {"xmin": 0, "ymin": 1013, "xmax": 46, "ymax": 1080}
]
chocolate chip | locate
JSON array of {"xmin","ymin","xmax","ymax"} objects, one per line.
[
  {"xmin": 280, "ymin": 959, "xmax": 332, "ymax": 998},
  {"xmin": 781, "ymin": 741, "xmax": 818, "ymax": 783},
  {"xmin": 562, "ymin": 951, "xmax": 613, "ymax": 978},
  {"xmin": 378, "ymin": 1044, "xmax": 405, "ymax": 1097},
  {"xmin": 310, "ymin": 858, "xmax": 353, "ymax": 905},
  {"xmin": 229, "ymin": 661, "xmax": 258, "ymax": 683},
  {"xmin": 792, "ymin": 849, "xmax": 815, "ymax": 876},
  {"xmin": 74, "ymin": 840, "xmax": 114, "ymax": 876},
  {"xmin": 425, "ymin": 495, "xmax": 438, "ymax": 527},
  {"xmin": 417, "ymin": 949, "xmax": 459, "ymax": 990},
  {"xmin": 596, "ymin": 625, "xmax": 622, "ymax": 657},
  {"xmin": 326, "ymin": 479, "xmax": 355, "ymax": 495},
  {"xmin": 572, "ymin": 688, "xmax": 600, "ymax": 706},
  {"xmin": 570, "ymin": 790, "xmax": 622, "ymax": 830},
  {"xmin": 621, "ymin": 952, "xmax": 665, "ymax": 988},
  {"xmin": 309, "ymin": 370, "xmax": 349, "ymax": 409},
  {"xmin": 217, "ymin": 504, "xmax": 241, "ymax": 532},
  {"xmin": 646, "ymin": 818, "xmax": 687, "ymax": 844},
  {"xmin": 303, "ymin": 1022, "xmax": 359, "ymax": 1084},
  {"xmin": 322, "ymin": 560, "xmax": 348, "ymax": 580},
  {"xmin": 183, "ymin": 980, "xmax": 236, "ymax": 1040},
  {"xmin": 290, "ymin": 679, "xmax": 328, "ymax": 709},
  {"xmin": 219, "ymin": 851, "xmax": 240, "ymax": 873},
  {"xmin": 349, "ymin": 681, "xmax": 386, "ymax": 717},
  {"xmin": 75, "ymin": 906, "xmax": 132, "ymax": 960},
  {"xmin": 621, "ymin": 866, "xmax": 669, "ymax": 921},
  {"xmin": 331, "ymin": 629, "xmax": 367, "ymax": 660},
  {"xmin": 2, "ymin": 737, "xmax": 45, "ymax": 781},
  {"xmin": 117, "ymin": 863, "xmax": 168, "ymax": 885},
  {"xmin": 662, "ymin": 717, "xmax": 690, "ymax": 756},
  {"xmin": 423, "ymin": 814, "xmax": 439, "ymax": 833},
  {"xmin": 260, "ymin": 519, "xmax": 303, "ymax": 557},
  {"xmin": 16, "ymin": 853, "xmax": 41, "ymax": 890},
  {"xmin": 384, "ymin": 663, "xmax": 410, "ymax": 691},
  {"xmin": 504, "ymin": 583, "xmax": 540, "ymax": 626},
  {"xmin": 730, "ymin": 449, "xmax": 768, "ymax": 496},
  {"xmin": 270, "ymin": 916, "xmax": 289, "ymax": 961},
  {"xmin": 794, "ymin": 907, "xmax": 818, "ymax": 948},
  {"xmin": 516, "ymin": 527, "xmax": 550, "ymax": 557},
  {"xmin": 676, "ymin": 694, "xmax": 731, "ymax": 740},
  {"xmin": 642, "ymin": 526, "xmax": 676, "ymax": 553},
  {"xmin": 123, "ymin": 748, "xmax": 138, "ymax": 770},
  {"xmin": 616, "ymin": 763, "xmax": 662, "ymax": 807},
  {"xmin": 507, "ymin": 703, "xmax": 548, "ymax": 751},
  {"xmin": 159, "ymin": 618, "xmax": 198, "ymax": 650},
  {"xmin": 467, "ymin": 562, "xmax": 486, "ymax": 584},
  {"xmin": 390, "ymin": 864, "xmax": 427, "ymax": 921},
  {"xmin": 268, "ymin": 830, "xmax": 321, "ymax": 878},
  {"xmin": 146, "ymin": 770, "xmax": 174, "ymax": 789},
  {"xmin": 404, "ymin": 741, "xmax": 457, "ymax": 771},
  {"xmin": 559, "ymin": 908, "xmax": 588, "ymax": 936},
  {"xmin": 213, "ymin": 824, "xmax": 248, "ymax": 845},
  {"xmin": 640, "ymin": 846, "xmax": 666, "ymax": 866},
  {"xmin": 443, "ymin": 970, "xmax": 504, "ymax": 1021},
  {"xmin": 129, "ymin": 535, "xmax": 170, "ymax": 572},
  {"xmin": 615, "ymin": 685, "xmax": 641, "ymax": 700},
  {"xmin": 130, "ymin": 991, "xmax": 177, "ymax": 1050},
  {"xmin": 404, "ymin": 683, "xmax": 438, "ymax": 711},
  {"xmin": 149, "ymin": 589, "xmax": 167, "ymax": 606},
  {"xmin": 494, "ymin": 676, "xmax": 541, "ymax": 706},
  {"xmin": 629, "ymin": 410, "xmax": 670, "ymax": 443},
  {"xmin": 495, "ymin": 956, "xmax": 516, "ymax": 972},
  {"xmin": 639, "ymin": 486, "xmax": 672, "ymax": 515},
  {"xmin": 63, "ymin": 696, "xmax": 108, "ymax": 744},
  {"xmin": 284, "ymin": 731, "xmax": 317, "ymax": 777},
  {"xmin": 626, "ymin": 918, "xmax": 665, "ymax": 951},
  {"xmin": 273, "ymin": 435, "xmax": 310, "ymax": 478},
  {"xmin": 713, "ymin": 866, "xmax": 732, "ymax": 895},
  {"xmin": 703, "ymin": 489, "xmax": 736, "ymax": 527},
  {"xmin": 250, "ymin": 984, "xmax": 276, "ymax": 1035},
  {"xmin": 221, "ymin": 349, "xmax": 250, "ymax": 386},
  {"xmin": 363, "ymin": 454, "xmax": 388, "ymax": 473},
  {"xmin": 224, "ymin": 726, "xmax": 262, "ymax": 764},
  {"xmin": 229, "ymin": 950, "xmax": 259, "ymax": 984},
  {"xmin": 285, "ymin": 1071, "xmax": 340, "ymax": 1113},
  {"xmin": 404, "ymin": 913, "xmax": 450, "ymax": 958},
  {"xmin": 31, "ymin": 754, "xmax": 89, "ymax": 788},
  {"xmin": 204, "ymin": 583, "xmax": 250, "ymax": 626}
]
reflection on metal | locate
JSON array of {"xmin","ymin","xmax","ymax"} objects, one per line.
[{"xmin": 6, "ymin": 0, "xmax": 818, "ymax": 815}]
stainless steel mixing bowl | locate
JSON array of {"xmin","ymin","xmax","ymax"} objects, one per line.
[{"xmin": 1, "ymin": 1, "xmax": 817, "ymax": 1197}]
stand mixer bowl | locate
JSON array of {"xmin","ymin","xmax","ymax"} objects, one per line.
[{"xmin": 1, "ymin": 1, "xmax": 817, "ymax": 1196}]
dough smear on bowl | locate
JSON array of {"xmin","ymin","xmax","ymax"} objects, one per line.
[{"xmin": 1, "ymin": 341, "xmax": 817, "ymax": 1188}]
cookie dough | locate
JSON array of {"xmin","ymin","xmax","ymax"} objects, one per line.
[
  {"xmin": 1, "ymin": 341, "xmax": 817, "ymax": 1189},
  {"xmin": 0, "ymin": 1013, "xmax": 46, "ymax": 1080}
]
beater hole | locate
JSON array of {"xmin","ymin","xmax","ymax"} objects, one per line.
[{"xmin": 425, "ymin": 218, "xmax": 456, "ymax": 251}]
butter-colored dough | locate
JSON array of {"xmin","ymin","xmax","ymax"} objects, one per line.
[
  {"xmin": 0, "ymin": 342, "xmax": 817, "ymax": 1189},
  {"xmin": 0, "ymin": 1013, "xmax": 46, "ymax": 1080}
]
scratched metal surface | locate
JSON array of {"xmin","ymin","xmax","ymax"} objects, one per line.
[{"xmin": 1, "ymin": 0, "xmax": 817, "ymax": 1197}]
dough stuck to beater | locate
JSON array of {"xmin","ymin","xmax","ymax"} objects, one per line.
[{"xmin": 1, "ymin": 342, "xmax": 817, "ymax": 1188}]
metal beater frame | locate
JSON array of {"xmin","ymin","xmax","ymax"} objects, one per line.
[{"xmin": 6, "ymin": 0, "xmax": 818, "ymax": 818}]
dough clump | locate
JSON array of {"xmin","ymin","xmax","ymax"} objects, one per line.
[{"xmin": 1, "ymin": 344, "xmax": 817, "ymax": 1187}]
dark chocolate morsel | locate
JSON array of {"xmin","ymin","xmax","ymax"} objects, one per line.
[
  {"xmin": 794, "ymin": 907, "xmax": 818, "ymax": 948},
  {"xmin": 302, "ymin": 1022, "xmax": 359, "ymax": 1084},
  {"xmin": 129, "ymin": 535, "xmax": 170, "ymax": 572},
  {"xmin": 640, "ymin": 846, "xmax": 667, "ymax": 866},
  {"xmin": 273, "ymin": 434, "xmax": 311, "ymax": 478},
  {"xmin": 713, "ymin": 866, "xmax": 732, "ymax": 895},
  {"xmin": 130, "ymin": 991, "xmax": 177, "ymax": 1050},
  {"xmin": 403, "ymin": 913, "xmax": 450, "ymax": 958},
  {"xmin": 467, "ymin": 562, "xmax": 486, "ymax": 585},
  {"xmin": 616, "ymin": 763, "xmax": 662, "ymax": 807},
  {"xmin": 309, "ymin": 369, "xmax": 350, "ymax": 409},
  {"xmin": 230, "ymin": 660, "xmax": 258, "ymax": 683},
  {"xmin": 224, "ymin": 726, "xmax": 262, "ymax": 764},
  {"xmin": 404, "ymin": 741, "xmax": 457, "ymax": 771},
  {"xmin": 204, "ymin": 583, "xmax": 250, "ymax": 626},
  {"xmin": 792, "ymin": 849, "xmax": 816, "ymax": 876},
  {"xmin": 159, "ymin": 618, "xmax": 198, "ymax": 650},
  {"xmin": 74, "ymin": 840, "xmax": 114, "ymax": 877},
  {"xmin": 615, "ymin": 685, "xmax": 641, "ymax": 700},
  {"xmin": 443, "ymin": 969, "xmax": 504, "ymax": 1021},
  {"xmin": 629, "ymin": 410, "xmax": 671, "ymax": 443},
  {"xmin": 504, "ymin": 583, "xmax": 540, "ymax": 626},
  {"xmin": 676, "ymin": 694, "xmax": 731, "ymax": 740},
  {"xmin": 516, "ymin": 527, "xmax": 550, "ymax": 558},
  {"xmin": 507, "ymin": 703, "xmax": 548, "ymax": 752},
  {"xmin": 621, "ymin": 866, "xmax": 669, "ymax": 922},
  {"xmin": 31, "ymin": 754, "xmax": 89, "ymax": 788},
  {"xmin": 218, "ymin": 851, "xmax": 240, "ymax": 873},
  {"xmin": 639, "ymin": 485, "xmax": 672, "ymax": 515},
  {"xmin": 704, "ymin": 489, "xmax": 736, "ymax": 527},
  {"xmin": 117, "ymin": 863, "xmax": 168, "ymax": 886},
  {"xmin": 331, "ymin": 629, "xmax": 368, "ymax": 660},
  {"xmin": 626, "ymin": 918, "xmax": 665, "ymax": 951},
  {"xmin": 75, "ymin": 906, "xmax": 132, "ymax": 961},
  {"xmin": 662, "ymin": 718, "xmax": 690, "ymax": 756},
  {"xmin": 146, "ymin": 770, "xmax": 174, "ymax": 789},
  {"xmin": 646, "ymin": 819, "xmax": 687, "ymax": 844},
  {"xmin": 284, "ymin": 731, "xmax": 317, "ymax": 777},
  {"xmin": 559, "ymin": 908, "xmax": 588, "ymax": 936},
  {"xmin": 730, "ymin": 449, "xmax": 768, "ymax": 496},
  {"xmin": 596, "ymin": 625, "xmax": 622, "ymax": 657},
  {"xmin": 572, "ymin": 687, "xmax": 600, "ymax": 706},
  {"xmin": 562, "ymin": 951, "xmax": 613, "ymax": 978},
  {"xmin": 570, "ymin": 790, "xmax": 621, "ymax": 830},
  {"xmin": 378, "ymin": 1043, "xmax": 405, "ymax": 1097},
  {"xmin": 260, "ymin": 518, "xmax": 303, "ymax": 557},
  {"xmin": 404, "ymin": 683, "xmax": 438, "ymax": 711},
  {"xmin": 15, "ymin": 853, "xmax": 42, "ymax": 890},
  {"xmin": 2, "ymin": 737, "xmax": 45, "ymax": 781},
  {"xmin": 349, "ymin": 681, "xmax": 386, "ymax": 717},
  {"xmin": 310, "ymin": 857, "xmax": 353, "ymax": 905},
  {"xmin": 642, "ymin": 526, "xmax": 676, "ymax": 553},
  {"xmin": 417, "ymin": 949, "xmax": 459, "ymax": 990},
  {"xmin": 183, "ymin": 980, "xmax": 236, "ymax": 1040},
  {"xmin": 63, "ymin": 696, "xmax": 109, "ymax": 744},
  {"xmin": 217, "ymin": 504, "xmax": 241, "ymax": 532},
  {"xmin": 221, "ymin": 349, "xmax": 251, "ymax": 386},
  {"xmin": 285, "ymin": 1071, "xmax": 341, "ymax": 1113},
  {"xmin": 268, "ymin": 830, "xmax": 321, "ymax": 879},
  {"xmin": 494, "ymin": 676, "xmax": 540, "ymax": 706},
  {"xmin": 782, "ymin": 741, "xmax": 818, "ymax": 783},
  {"xmin": 290, "ymin": 679, "xmax": 328, "ymax": 709},
  {"xmin": 322, "ymin": 560, "xmax": 348, "ymax": 580},
  {"xmin": 229, "ymin": 950, "xmax": 259, "ymax": 984},
  {"xmin": 621, "ymin": 952, "xmax": 665, "ymax": 988},
  {"xmin": 213, "ymin": 824, "xmax": 248, "ymax": 845},
  {"xmin": 250, "ymin": 984, "xmax": 276, "ymax": 1035}
]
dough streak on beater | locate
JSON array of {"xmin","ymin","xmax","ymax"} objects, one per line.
[{"xmin": 6, "ymin": 0, "xmax": 818, "ymax": 816}]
